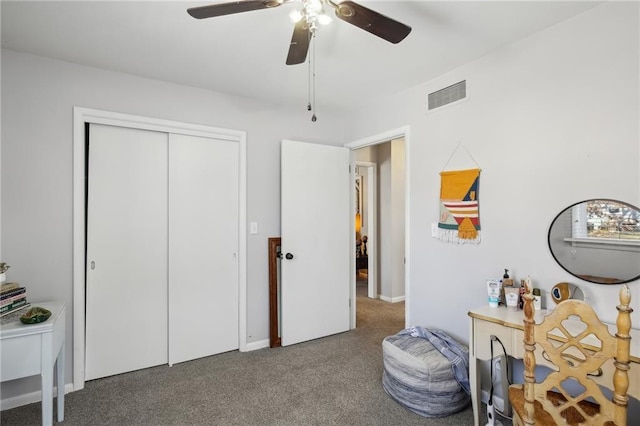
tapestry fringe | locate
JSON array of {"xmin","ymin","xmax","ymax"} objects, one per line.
[{"xmin": 437, "ymin": 228, "xmax": 481, "ymax": 244}]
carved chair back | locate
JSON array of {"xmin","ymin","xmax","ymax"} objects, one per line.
[{"xmin": 515, "ymin": 285, "xmax": 632, "ymax": 425}]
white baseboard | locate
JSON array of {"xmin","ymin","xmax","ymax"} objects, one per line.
[
  {"xmin": 379, "ymin": 295, "xmax": 405, "ymax": 303},
  {"xmin": 245, "ymin": 338, "xmax": 269, "ymax": 351},
  {"xmin": 1, "ymin": 383, "xmax": 75, "ymax": 411}
]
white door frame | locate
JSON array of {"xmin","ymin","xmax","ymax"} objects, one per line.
[
  {"xmin": 355, "ymin": 161, "xmax": 377, "ymax": 300},
  {"xmin": 72, "ymin": 107, "xmax": 247, "ymax": 391},
  {"xmin": 345, "ymin": 126, "xmax": 410, "ymax": 328}
]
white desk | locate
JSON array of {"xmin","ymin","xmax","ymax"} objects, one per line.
[
  {"xmin": 468, "ymin": 305, "xmax": 639, "ymax": 426},
  {"xmin": 1, "ymin": 301, "xmax": 66, "ymax": 426}
]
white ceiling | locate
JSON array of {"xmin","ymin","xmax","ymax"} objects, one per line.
[{"xmin": 1, "ymin": 1, "xmax": 602, "ymax": 112}]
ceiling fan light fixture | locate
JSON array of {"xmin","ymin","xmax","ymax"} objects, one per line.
[
  {"xmin": 317, "ymin": 13, "xmax": 332, "ymax": 25},
  {"xmin": 291, "ymin": 0, "xmax": 331, "ymax": 28},
  {"xmin": 306, "ymin": 0, "xmax": 324, "ymax": 14},
  {"xmin": 289, "ymin": 10, "xmax": 303, "ymax": 23}
]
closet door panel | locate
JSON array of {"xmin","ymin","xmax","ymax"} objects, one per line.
[
  {"xmin": 168, "ymin": 134, "xmax": 239, "ymax": 364},
  {"xmin": 86, "ymin": 124, "xmax": 168, "ymax": 380}
]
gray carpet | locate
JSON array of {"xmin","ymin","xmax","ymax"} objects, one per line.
[{"xmin": 1, "ymin": 283, "xmax": 487, "ymax": 425}]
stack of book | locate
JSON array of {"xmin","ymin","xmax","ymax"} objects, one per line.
[{"xmin": 0, "ymin": 282, "xmax": 30, "ymax": 317}]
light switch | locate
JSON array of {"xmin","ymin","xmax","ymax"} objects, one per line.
[
  {"xmin": 250, "ymin": 222, "xmax": 258, "ymax": 234},
  {"xmin": 431, "ymin": 223, "xmax": 438, "ymax": 237}
]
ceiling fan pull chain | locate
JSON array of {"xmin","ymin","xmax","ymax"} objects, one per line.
[
  {"xmin": 311, "ymin": 29, "xmax": 317, "ymax": 122},
  {"xmin": 307, "ymin": 34, "xmax": 312, "ymax": 113}
]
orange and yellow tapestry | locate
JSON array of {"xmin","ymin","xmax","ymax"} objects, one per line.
[{"xmin": 438, "ymin": 168, "xmax": 481, "ymax": 244}]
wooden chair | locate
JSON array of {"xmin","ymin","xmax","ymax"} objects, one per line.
[{"xmin": 508, "ymin": 284, "xmax": 633, "ymax": 425}]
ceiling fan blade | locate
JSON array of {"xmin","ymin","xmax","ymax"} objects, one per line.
[
  {"xmin": 333, "ymin": 1, "xmax": 411, "ymax": 44},
  {"xmin": 286, "ymin": 21, "xmax": 310, "ymax": 65},
  {"xmin": 188, "ymin": 0, "xmax": 284, "ymax": 19}
]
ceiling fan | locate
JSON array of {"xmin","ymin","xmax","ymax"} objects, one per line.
[{"xmin": 187, "ymin": 0, "xmax": 412, "ymax": 65}]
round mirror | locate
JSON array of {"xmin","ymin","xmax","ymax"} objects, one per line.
[{"xmin": 548, "ymin": 199, "xmax": 640, "ymax": 285}]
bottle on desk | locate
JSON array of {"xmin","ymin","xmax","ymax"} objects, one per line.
[
  {"xmin": 487, "ymin": 279, "xmax": 502, "ymax": 308},
  {"xmin": 532, "ymin": 288, "xmax": 542, "ymax": 311}
]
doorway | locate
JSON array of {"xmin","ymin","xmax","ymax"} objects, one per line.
[{"xmin": 347, "ymin": 126, "xmax": 410, "ymax": 328}]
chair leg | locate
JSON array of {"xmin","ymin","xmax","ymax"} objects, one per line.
[{"xmin": 511, "ymin": 411, "xmax": 524, "ymax": 426}]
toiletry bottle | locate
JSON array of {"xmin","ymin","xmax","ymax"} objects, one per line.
[
  {"xmin": 533, "ymin": 288, "xmax": 542, "ymax": 311},
  {"xmin": 487, "ymin": 280, "xmax": 501, "ymax": 308},
  {"xmin": 518, "ymin": 278, "xmax": 530, "ymax": 310},
  {"xmin": 546, "ymin": 291, "xmax": 555, "ymax": 311},
  {"xmin": 501, "ymin": 269, "xmax": 514, "ymax": 305}
]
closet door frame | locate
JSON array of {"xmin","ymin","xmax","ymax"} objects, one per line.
[{"xmin": 72, "ymin": 107, "xmax": 247, "ymax": 391}]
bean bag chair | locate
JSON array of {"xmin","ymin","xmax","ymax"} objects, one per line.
[{"xmin": 382, "ymin": 329, "xmax": 470, "ymax": 417}]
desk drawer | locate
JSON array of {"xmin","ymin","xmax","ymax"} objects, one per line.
[
  {"xmin": 474, "ymin": 319, "xmax": 513, "ymax": 360},
  {"xmin": 1, "ymin": 334, "xmax": 42, "ymax": 381}
]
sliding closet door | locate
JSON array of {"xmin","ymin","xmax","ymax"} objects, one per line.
[
  {"xmin": 168, "ymin": 134, "xmax": 239, "ymax": 364},
  {"xmin": 85, "ymin": 124, "xmax": 168, "ymax": 380}
]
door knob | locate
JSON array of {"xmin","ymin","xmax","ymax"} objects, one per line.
[{"xmin": 285, "ymin": 253, "xmax": 294, "ymax": 260}]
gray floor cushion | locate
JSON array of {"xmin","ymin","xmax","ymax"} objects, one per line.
[{"xmin": 382, "ymin": 333, "xmax": 470, "ymax": 417}]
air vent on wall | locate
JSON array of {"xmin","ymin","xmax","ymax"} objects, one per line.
[{"xmin": 428, "ymin": 80, "xmax": 466, "ymax": 111}]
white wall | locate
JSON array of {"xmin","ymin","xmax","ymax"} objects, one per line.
[
  {"xmin": 390, "ymin": 139, "xmax": 406, "ymax": 300},
  {"xmin": 0, "ymin": 49, "xmax": 345, "ymax": 400},
  {"xmin": 343, "ymin": 1, "xmax": 640, "ymax": 343},
  {"xmin": 378, "ymin": 142, "xmax": 392, "ymax": 298}
]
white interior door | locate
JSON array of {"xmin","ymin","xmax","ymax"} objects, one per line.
[
  {"xmin": 86, "ymin": 124, "xmax": 168, "ymax": 380},
  {"xmin": 168, "ymin": 134, "xmax": 239, "ymax": 364},
  {"xmin": 280, "ymin": 140, "xmax": 351, "ymax": 346}
]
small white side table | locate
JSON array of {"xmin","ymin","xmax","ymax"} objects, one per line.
[{"xmin": 1, "ymin": 301, "xmax": 66, "ymax": 426}]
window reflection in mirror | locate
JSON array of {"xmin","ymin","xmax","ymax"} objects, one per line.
[
  {"xmin": 548, "ymin": 199, "xmax": 640, "ymax": 285},
  {"xmin": 578, "ymin": 200, "xmax": 640, "ymax": 240}
]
